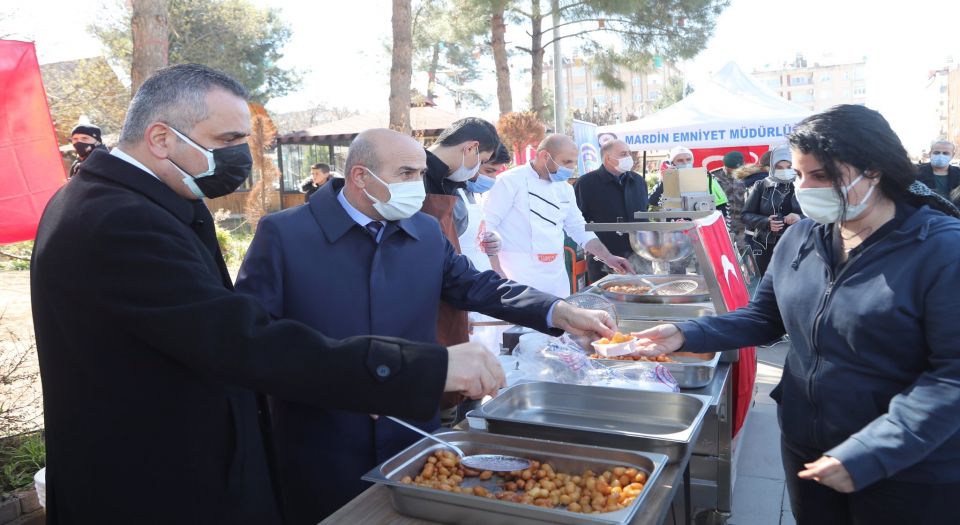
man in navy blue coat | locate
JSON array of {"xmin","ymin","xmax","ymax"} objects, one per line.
[{"xmin": 236, "ymin": 128, "xmax": 614, "ymax": 524}]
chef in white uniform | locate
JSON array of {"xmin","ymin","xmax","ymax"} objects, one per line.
[
  {"xmin": 483, "ymin": 134, "xmax": 633, "ymax": 298},
  {"xmin": 458, "ymin": 144, "xmax": 510, "ymax": 354}
]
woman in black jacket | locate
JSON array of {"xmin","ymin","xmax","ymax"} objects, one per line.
[
  {"xmin": 633, "ymin": 105, "xmax": 960, "ymax": 525},
  {"xmin": 741, "ymin": 144, "xmax": 803, "ymax": 275}
]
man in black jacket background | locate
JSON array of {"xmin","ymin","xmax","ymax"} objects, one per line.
[
  {"xmin": 30, "ymin": 64, "xmax": 504, "ymax": 525},
  {"xmin": 574, "ymin": 138, "xmax": 648, "ymax": 282},
  {"xmin": 917, "ymin": 140, "xmax": 959, "ymax": 200}
]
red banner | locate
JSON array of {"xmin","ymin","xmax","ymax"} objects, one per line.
[
  {"xmin": 694, "ymin": 212, "xmax": 757, "ymax": 436},
  {"xmin": 0, "ymin": 40, "xmax": 65, "ymax": 244},
  {"xmin": 691, "ymin": 145, "xmax": 770, "ymax": 173}
]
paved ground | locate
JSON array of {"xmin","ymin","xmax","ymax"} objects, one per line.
[{"xmin": 729, "ymin": 341, "xmax": 795, "ymax": 525}]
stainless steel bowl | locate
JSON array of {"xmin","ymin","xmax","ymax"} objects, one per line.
[{"xmin": 629, "ymin": 230, "xmax": 693, "ymax": 263}]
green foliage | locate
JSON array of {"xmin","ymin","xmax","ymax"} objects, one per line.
[
  {"xmin": 410, "ymin": 0, "xmax": 490, "ymax": 108},
  {"xmin": 0, "ymin": 241, "xmax": 33, "ymax": 271},
  {"xmin": 215, "ymin": 226, "xmax": 252, "ymax": 267},
  {"xmin": 0, "ymin": 432, "xmax": 44, "ymax": 493},
  {"xmin": 90, "ymin": 0, "xmax": 300, "ymax": 103},
  {"xmin": 653, "ymin": 76, "xmax": 692, "ymax": 111}
]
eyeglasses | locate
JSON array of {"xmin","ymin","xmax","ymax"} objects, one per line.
[{"xmin": 931, "ymin": 151, "xmax": 953, "ymax": 156}]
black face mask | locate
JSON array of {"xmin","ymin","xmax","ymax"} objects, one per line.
[
  {"xmin": 168, "ymin": 126, "xmax": 253, "ymax": 199},
  {"xmin": 73, "ymin": 142, "xmax": 97, "ymax": 159}
]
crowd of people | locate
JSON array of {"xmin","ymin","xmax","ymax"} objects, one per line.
[{"xmin": 35, "ymin": 62, "xmax": 960, "ymax": 525}]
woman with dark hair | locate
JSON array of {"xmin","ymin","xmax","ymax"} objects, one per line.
[{"xmin": 632, "ymin": 105, "xmax": 960, "ymax": 525}]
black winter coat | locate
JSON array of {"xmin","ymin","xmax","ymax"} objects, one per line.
[
  {"xmin": 574, "ymin": 164, "xmax": 648, "ymax": 258},
  {"xmin": 31, "ymin": 150, "xmax": 448, "ymax": 524},
  {"xmin": 741, "ymin": 177, "xmax": 803, "ymax": 247}
]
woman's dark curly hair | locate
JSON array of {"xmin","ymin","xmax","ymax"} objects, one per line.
[{"xmin": 788, "ymin": 104, "xmax": 960, "ymax": 218}]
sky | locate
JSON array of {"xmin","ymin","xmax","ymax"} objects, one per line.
[{"xmin": 3, "ymin": 0, "xmax": 958, "ymax": 152}]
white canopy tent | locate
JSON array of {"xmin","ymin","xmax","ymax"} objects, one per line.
[{"xmin": 597, "ymin": 62, "xmax": 812, "ymax": 151}]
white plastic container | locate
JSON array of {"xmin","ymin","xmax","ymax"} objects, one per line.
[
  {"xmin": 34, "ymin": 467, "xmax": 46, "ymax": 508},
  {"xmin": 591, "ymin": 337, "xmax": 638, "ymax": 357}
]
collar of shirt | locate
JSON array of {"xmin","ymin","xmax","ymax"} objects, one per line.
[
  {"xmin": 600, "ymin": 164, "xmax": 630, "ymax": 185},
  {"xmin": 336, "ymin": 188, "xmax": 385, "ymax": 241},
  {"xmin": 110, "ymin": 147, "xmax": 161, "ymax": 181}
]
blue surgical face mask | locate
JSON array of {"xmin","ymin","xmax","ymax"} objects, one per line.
[
  {"xmin": 546, "ymin": 153, "xmax": 574, "ymax": 182},
  {"xmin": 930, "ymin": 153, "xmax": 952, "ymax": 168},
  {"xmin": 466, "ymin": 174, "xmax": 496, "ymax": 194}
]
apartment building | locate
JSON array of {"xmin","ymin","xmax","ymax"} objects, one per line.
[
  {"xmin": 543, "ymin": 55, "xmax": 682, "ymax": 122},
  {"xmin": 752, "ymin": 55, "xmax": 867, "ymax": 112}
]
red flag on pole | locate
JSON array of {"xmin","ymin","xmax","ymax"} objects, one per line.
[
  {"xmin": 694, "ymin": 212, "xmax": 757, "ymax": 437},
  {"xmin": 0, "ymin": 40, "xmax": 65, "ymax": 244}
]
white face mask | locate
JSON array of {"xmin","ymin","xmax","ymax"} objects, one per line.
[
  {"xmin": 447, "ymin": 146, "xmax": 482, "ymax": 182},
  {"xmin": 673, "ymin": 160, "xmax": 692, "ymax": 169},
  {"xmin": 794, "ymin": 174, "xmax": 876, "ymax": 224},
  {"xmin": 616, "ymin": 155, "xmax": 634, "ymax": 173},
  {"xmin": 772, "ymin": 168, "xmax": 796, "ymax": 182},
  {"xmin": 362, "ymin": 168, "xmax": 426, "ymax": 221}
]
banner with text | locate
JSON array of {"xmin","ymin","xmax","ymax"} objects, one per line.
[
  {"xmin": 572, "ymin": 119, "xmax": 601, "ymax": 176},
  {"xmin": 597, "ymin": 118, "xmax": 803, "ymax": 151}
]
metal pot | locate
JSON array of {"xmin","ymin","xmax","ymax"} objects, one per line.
[{"xmin": 629, "ymin": 230, "xmax": 693, "ymax": 263}]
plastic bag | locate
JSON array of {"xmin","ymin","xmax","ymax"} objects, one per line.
[{"xmin": 513, "ymin": 333, "xmax": 678, "ymax": 393}]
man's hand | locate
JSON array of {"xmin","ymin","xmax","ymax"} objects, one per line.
[
  {"xmin": 584, "ymin": 239, "xmax": 634, "ymax": 275},
  {"xmin": 551, "ymin": 301, "xmax": 616, "ymax": 338},
  {"xmin": 445, "ymin": 342, "xmax": 505, "ymax": 399},
  {"xmin": 797, "ymin": 456, "xmax": 854, "ymax": 493},
  {"xmin": 784, "ymin": 213, "xmax": 801, "ymax": 226},
  {"xmin": 630, "ymin": 324, "xmax": 685, "ymax": 356},
  {"xmin": 603, "ymin": 255, "xmax": 634, "ymax": 275},
  {"xmin": 481, "ymin": 231, "xmax": 501, "ymax": 256}
]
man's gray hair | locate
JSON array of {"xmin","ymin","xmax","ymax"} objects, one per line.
[
  {"xmin": 344, "ymin": 134, "xmax": 382, "ymax": 176},
  {"xmin": 931, "ymin": 139, "xmax": 956, "ymax": 154},
  {"xmin": 118, "ymin": 64, "xmax": 249, "ymax": 145}
]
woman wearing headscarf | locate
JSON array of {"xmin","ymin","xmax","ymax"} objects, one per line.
[
  {"xmin": 633, "ymin": 104, "xmax": 960, "ymax": 525},
  {"xmin": 741, "ymin": 144, "xmax": 804, "ymax": 275}
]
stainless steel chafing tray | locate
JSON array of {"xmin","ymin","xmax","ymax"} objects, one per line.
[
  {"xmin": 362, "ymin": 430, "xmax": 668, "ymax": 525},
  {"xmin": 597, "ymin": 275, "xmax": 711, "ymax": 304},
  {"xmin": 475, "ymin": 382, "xmax": 711, "ymax": 463},
  {"xmin": 591, "ymin": 352, "xmax": 721, "ymax": 390}
]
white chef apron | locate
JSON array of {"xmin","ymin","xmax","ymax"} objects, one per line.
[
  {"xmin": 457, "ymin": 189, "xmax": 506, "ymax": 355},
  {"xmin": 497, "ymin": 175, "xmax": 571, "ymax": 299}
]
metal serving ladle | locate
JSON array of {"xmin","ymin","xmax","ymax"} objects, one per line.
[{"xmin": 386, "ymin": 416, "xmax": 531, "ymax": 472}]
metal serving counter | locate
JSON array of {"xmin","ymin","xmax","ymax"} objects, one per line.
[{"xmin": 320, "ymin": 364, "xmax": 734, "ymax": 525}]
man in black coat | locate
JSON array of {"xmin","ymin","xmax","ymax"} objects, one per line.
[
  {"xmin": 574, "ymin": 138, "xmax": 648, "ymax": 282},
  {"xmin": 917, "ymin": 140, "xmax": 959, "ymax": 200},
  {"xmin": 30, "ymin": 64, "xmax": 505, "ymax": 525}
]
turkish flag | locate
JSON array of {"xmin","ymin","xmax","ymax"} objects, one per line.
[
  {"xmin": 695, "ymin": 212, "xmax": 757, "ymax": 437},
  {"xmin": 0, "ymin": 40, "xmax": 65, "ymax": 244},
  {"xmin": 691, "ymin": 145, "xmax": 770, "ymax": 173}
]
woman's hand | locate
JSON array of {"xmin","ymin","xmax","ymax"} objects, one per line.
[
  {"xmin": 784, "ymin": 213, "xmax": 801, "ymax": 225},
  {"xmin": 797, "ymin": 456, "xmax": 854, "ymax": 493},
  {"xmin": 768, "ymin": 215, "xmax": 785, "ymax": 232},
  {"xmin": 629, "ymin": 324, "xmax": 685, "ymax": 356}
]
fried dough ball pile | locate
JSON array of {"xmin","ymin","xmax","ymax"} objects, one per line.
[
  {"xmin": 605, "ymin": 284, "xmax": 651, "ymax": 295},
  {"xmin": 588, "ymin": 353, "xmax": 676, "ymax": 363},
  {"xmin": 400, "ymin": 450, "xmax": 648, "ymax": 514},
  {"xmin": 594, "ymin": 332, "xmax": 634, "ymax": 345}
]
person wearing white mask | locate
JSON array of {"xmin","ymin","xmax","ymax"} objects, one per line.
[
  {"xmin": 916, "ymin": 140, "xmax": 959, "ymax": 200},
  {"xmin": 575, "ymin": 138, "xmax": 649, "ymax": 282},
  {"xmin": 236, "ymin": 128, "xmax": 618, "ymax": 524},
  {"xmin": 741, "ymin": 144, "xmax": 804, "ymax": 275},
  {"xmin": 631, "ymin": 105, "xmax": 960, "ymax": 525},
  {"xmin": 484, "ymin": 134, "xmax": 633, "ymax": 298},
  {"xmin": 421, "ymin": 117, "xmax": 502, "ymax": 347}
]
